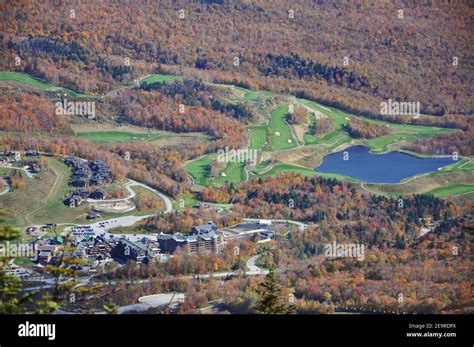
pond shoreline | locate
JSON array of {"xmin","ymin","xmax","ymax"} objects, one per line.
[{"xmin": 315, "ymin": 145, "xmax": 460, "ymax": 185}]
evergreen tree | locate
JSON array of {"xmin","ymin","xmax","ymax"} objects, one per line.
[
  {"xmin": 0, "ymin": 212, "xmax": 32, "ymax": 313},
  {"xmin": 255, "ymin": 266, "xmax": 296, "ymax": 314}
]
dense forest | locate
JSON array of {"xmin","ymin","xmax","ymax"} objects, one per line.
[
  {"xmin": 0, "ymin": 92, "xmax": 67, "ymax": 133},
  {"xmin": 114, "ymin": 89, "xmax": 248, "ymax": 151},
  {"xmin": 1, "ymin": 0, "xmax": 473, "ymax": 120}
]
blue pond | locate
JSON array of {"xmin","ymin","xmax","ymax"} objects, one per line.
[{"xmin": 315, "ymin": 145, "xmax": 458, "ymax": 184}]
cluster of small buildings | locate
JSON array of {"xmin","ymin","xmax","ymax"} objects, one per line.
[
  {"xmin": 0, "ymin": 150, "xmax": 22, "ymax": 163},
  {"xmin": 64, "ymin": 157, "xmax": 111, "ymax": 207},
  {"xmin": 65, "ymin": 187, "xmax": 107, "ymax": 208},
  {"xmin": 157, "ymin": 222, "xmax": 225, "ymax": 254},
  {"xmin": 0, "ymin": 150, "xmax": 43, "ymax": 174},
  {"xmin": 64, "ymin": 157, "xmax": 112, "ymax": 188}
]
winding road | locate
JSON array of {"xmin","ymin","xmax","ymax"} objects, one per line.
[{"xmin": 86, "ymin": 178, "xmax": 173, "ymax": 214}]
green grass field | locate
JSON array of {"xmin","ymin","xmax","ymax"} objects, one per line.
[
  {"xmin": 232, "ymin": 85, "xmax": 268, "ymax": 101},
  {"xmin": 232, "ymin": 86, "xmax": 260, "ymax": 101},
  {"xmin": 186, "ymin": 154, "xmax": 246, "ymax": 186},
  {"xmin": 0, "ymin": 157, "xmax": 154, "ymax": 228},
  {"xmin": 363, "ymin": 133, "xmax": 418, "ymax": 153},
  {"xmin": 435, "ymin": 158, "xmax": 473, "ymax": 174},
  {"xmin": 247, "ymin": 125, "xmax": 268, "ymax": 150},
  {"xmin": 0, "ymin": 71, "xmax": 88, "ymax": 97},
  {"xmin": 139, "ymin": 74, "xmax": 182, "ymax": 85},
  {"xmin": 212, "ymin": 162, "xmax": 246, "ymax": 185},
  {"xmin": 76, "ymin": 131, "xmax": 210, "ymax": 143},
  {"xmin": 0, "ymin": 157, "xmax": 83, "ymax": 227},
  {"xmin": 22, "ymin": 157, "xmax": 82, "ymax": 225},
  {"xmin": 362, "ymin": 122, "xmax": 453, "ymax": 153},
  {"xmin": 0, "ymin": 167, "xmax": 28, "ymax": 179},
  {"xmin": 299, "ymin": 99, "xmax": 354, "ymax": 148},
  {"xmin": 173, "ymin": 196, "xmax": 200, "ymax": 210},
  {"xmin": 425, "ymin": 184, "xmax": 474, "ymax": 197},
  {"xmin": 77, "ymin": 131, "xmax": 171, "ymax": 142},
  {"xmin": 269, "ymin": 105, "xmax": 297, "ymax": 151},
  {"xmin": 186, "ymin": 154, "xmax": 215, "ymax": 186}
]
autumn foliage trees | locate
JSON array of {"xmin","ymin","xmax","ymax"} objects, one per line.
[
  {"xmin": 135, "ymin": 192, "xmax": 164, "ymax": 212},
  {"xmin": 7, "ymin": 171, "xmax": 26, "ymax": 189},
  {"xmin": 0, "ymin": 93, "xmax": 67, "ymax": 133},
  {"xmin": 197, "ymin": 174, "xmax": 462, "ymax": 248},
  {"xmin": 2, "ymin": 1, "xmax": 472, "ymax": 119},
  {"xmin": 346, "ymin": 118, "xmax": 390, "ymax": 139},
  {"xmin": 314, "ymin": 116, "xmax": 335, "ymax": 136},
  {"xmin": 115, "ymin": 89, "xmax": 248, "ymax": 151},
  {"xmin": 289, "ymin": 105, "xmax": 309, "ymax": 125}
]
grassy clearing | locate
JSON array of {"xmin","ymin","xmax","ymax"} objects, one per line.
[
  {"xmin": 232, "ymin": 86, "xmax": 262, "ymax": 101},
  {"xmin": 186, "ymin": 154, "xmax": 246, "ymax": 186},
  {"xmin": 0, "ymin": 157, "xmax": 86, "ymax": 227},
  {"xmin": 425, "ymin": 184, "xmax": 474, "ymax": 197},
  {"xmin": 363, "ymin": 133, "xmax": 419, "ymax": 153},
  {"xmin": 139, "ymin": 74, "xmax": 182, "ymax": 85},
  {"xmin": 460, "ymin": 162, "xmax": 474, "ymax": 171},
  {"xmin": 363, "ymin": 123, "xmax": 453, "ymax": 153},
  {"xmin": 216, "ymin": 84, "xmax": 275, "ymax": 103},
  {"xmin": 21, "ymin": 157, "xmax": 82, "ymax": 226},
  {"xmin": 186, "ymin": 154, "xmax": 215, "ymax": 186},
  {"xmin": 299, "ymin": 99, "xmax": 353, "ymax": 148},
  {"xmin": 77, "ymin": 131, "xmax": 171, "ymax": 142},
  {"xmin": 0, "ymin": 167, "xmax": 28, "ymax": 179},
  {"xmin": 0, "ymin": 71, "xmax": 88, "ymax": 97},
  {"xmin": 173, "ymin": 196, "xmax": 200, "ymax": 210},
  {"xmin": 76, "ymin": 131, "xmax": 210, "ymax": 143},
  {"xmin": 269, "ymin": 105, "xmax": 297, "ymax": 151},
  {"xmin": 0, "ymin": 157, "xmax": 149, "ymax": 228},
  {"xmin": 377, "ymin": 121, "xmax": 452, "ymax": 135},
  {"xmin": 212, "ymin": 162, "xmax": 246, "ymax": 185},
  {"xmin": 435, "ymin": 158, "xmax": 472, "ymax": 174},
  {"xmin": 247, "ymin": 125, "xmax": 268, "ymax": 150}
]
